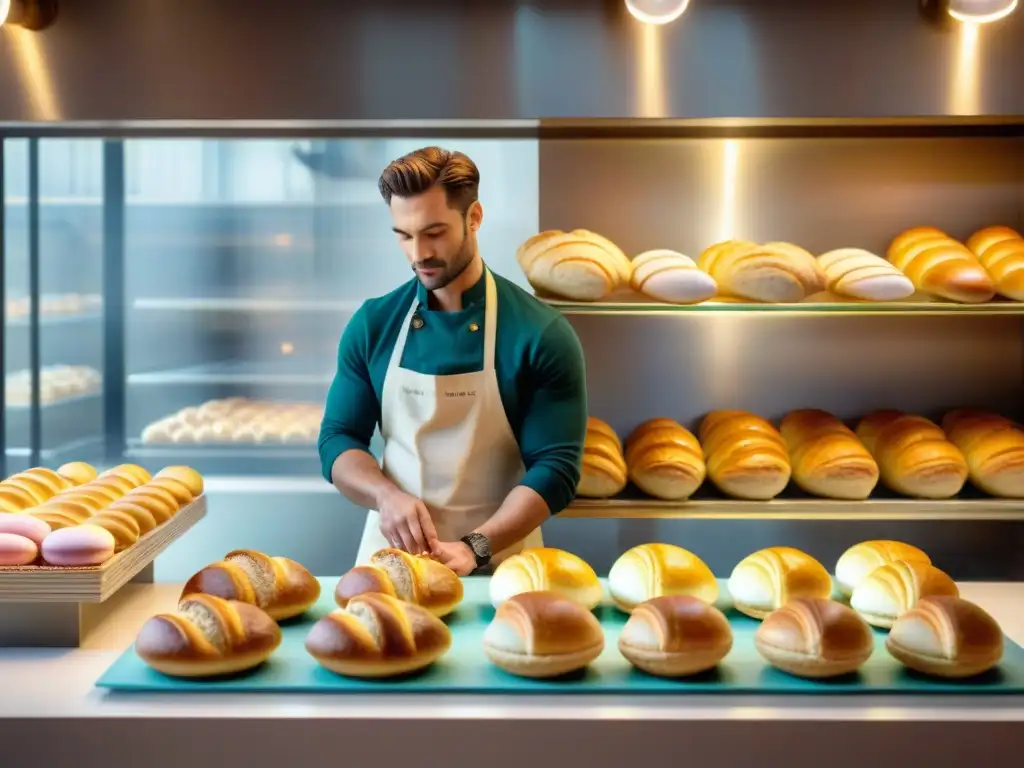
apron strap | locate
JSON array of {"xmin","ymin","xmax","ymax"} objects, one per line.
[{"xmin": 482, "ymin": 269, "xmax": 498, "ymax": 373}]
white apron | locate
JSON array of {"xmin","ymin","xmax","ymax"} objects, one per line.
[{"xmin": 354, "ymin": 269, "xmax": 544, "ymax": 568}]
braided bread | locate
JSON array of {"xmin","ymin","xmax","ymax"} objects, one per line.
[
  {"xmin": 305, "ymin": 592, "xmax": 452, "ymax": 678},
  {"xmin": 335, "ymin": 548, "xmax": 463, "ymax": 618},
  {"xmin": 181, "ymin": 549, "xmax": 321, "ymax": 620}
]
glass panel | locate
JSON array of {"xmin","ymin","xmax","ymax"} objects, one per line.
[
  {"xmin": 4, "ymin": 138, "xmax": 31, "ymax": 475},
  {"xmin": 123, "ymin": 138, "xmax": 540, "ymax": 475}
]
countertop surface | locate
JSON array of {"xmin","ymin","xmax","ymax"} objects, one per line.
[{"xmin": 1, "ymin": 580, "xmax": 1023, "ymax": 721}]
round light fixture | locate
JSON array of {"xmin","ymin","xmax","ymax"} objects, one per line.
[
  {"xmin": 0, "ymin": 0, "xmax": 12, "ymax": 27},
  {"xmin": 947, "ymin": 0, "xmax": 1018, "ymax": 22},
  {"xmin": 0, "ymin": 0, "xmax": 59, "ymax": 30},
  {"xmin": 625, "ymin": 0, "xmax": 691, "ymax": 25}
]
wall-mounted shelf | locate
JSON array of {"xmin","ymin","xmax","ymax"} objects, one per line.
[
  {"xmin": 127, "ymin": 361, "xmax": 332, "ymax": 386},
  {"xmin": 132, "ymin": 297, "xmax": 363, "ymax": 313}
]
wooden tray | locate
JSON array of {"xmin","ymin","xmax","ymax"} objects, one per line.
[{"xmin": 0, "ymin": 495, "xmax": 207, "ymax": 603}]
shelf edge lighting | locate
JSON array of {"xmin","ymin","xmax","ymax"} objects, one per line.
[
  {"xmin": 625, "ymin": 0, "xmax": 691, "ymax": 25},
  {"xmin": 947, "ymin": 0, "xmax": 1018, "ymax": 23}
]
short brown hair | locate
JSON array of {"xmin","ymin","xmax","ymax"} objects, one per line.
[{"xmin": 378, "ymin": 146, "xmax": 480, "ymax": 214}]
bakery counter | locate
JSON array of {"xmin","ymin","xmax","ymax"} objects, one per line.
[{"xmin": 0, "ymin": 581, "xmax": 1022, "ymax": 768}]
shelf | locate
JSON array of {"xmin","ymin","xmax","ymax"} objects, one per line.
[
  {"xmin": 127, "ymin": 361, "xmax": 332, "ymax": 386},
  {"xmin": 132, "ymin": 297, "xmax": 362, "ymax": 313},
  {"xmin": 4, "ymin": 391, "xmax": 102, "ymax": 411},
  {"xmin": 125, "ymin": 442, "xmax": 318, "ymax": 476},
  {"xmin": 4, "ymin": 313, "xmax": 103, "ymax": 328}
]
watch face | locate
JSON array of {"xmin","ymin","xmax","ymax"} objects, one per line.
[{"xmin": 464, "ymin": 533, "xmax": 491, "ymax": 564}]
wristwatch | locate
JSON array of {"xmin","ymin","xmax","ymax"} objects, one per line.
[{"xmin": 460, "ymin": 532, "xmax": 492, "ymax": 569}]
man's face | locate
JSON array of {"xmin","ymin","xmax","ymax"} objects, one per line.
[{"xmin": 389, "ymin": 185, "xmax": 481, "ymax": 291}]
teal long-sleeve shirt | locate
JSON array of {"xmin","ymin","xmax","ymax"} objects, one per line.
[{"xmin": 318, "ymin": 268, "xmax": 587, "ymax": 515}]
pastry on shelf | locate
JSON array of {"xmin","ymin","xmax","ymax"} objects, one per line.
[
  {"xmin": 5, "ymin": 292, "xmax": 102, "ymax": 319},
  {"xmin": 779, "ymin": 409, "xmax": 879, "ymax": 500},
  {"xmin": 941, "ymin": 408, "xmax": 1024, "ymax": 498},
  {"xmin": 515, "ymin": 229, "xmax": 632, "ymax": 301},
  {"xmin": 0, "ymin": 514, "xmax": 51, "ymax": 547},
  {"xmin": 817, "ymin": 248, "xmax": 915, "ymax": 302},
  {"xmin": 855, "ymin": 410, "xmax": 968, "ymax": 499},
  {"xmin": 607, "ymin": 543, "xmax": 718, "ymax": 612},
  {"xmin": 755, "ymin": 598, "xmax": 874, "ymax": 678},
  {"xmin": 834, "ymin": 540, "xmax": 931, "ymax": 597},
  {"xmin": 727, "ymin": 546, "xmax": 832, "ymax": 619},
  {"xmin": 483, "ymin": 591, "xmax": 604, "ymax": 678},
  {"xmin": 886, "ymin": 226, "xmax": 995, "ymax": 303},
  {"xmin": 628, "ymin": 249, "xmax": 717, "ymax": 304},
  {"xmin": 305, "ymin": 592, "xmax": 451, "ymax": 678},
  {"xmin": 577, "ymin": 416, "xmax": 628, "ymax": 498},
  {"xmin": 4, "ymin": 365, "xmax": 102, "ymax": 407},
  {"xmin": 697, "ymin": 239, "xmax": 825, "ymax": 303},
  {"xmin": 135, "ymin": 594, "xmax": 282, "ymax": 678},
  {"xmin": 850, "ymin": 559, "xmax": 959, "ymax": 628},
  {"xmin": 624, "ymin": 418, "xmax": 706, "ymax": 500},
  {"xmin": 335, "ymin": 547, "xmax": 463, "ymax": 618},
  {"xmin": 56, "ymin": 461, "xmax": 98, "ymax": 485},
  {"xmin": 141, "ymin": 397, "xmax": 321, "ymax": 446},
  {"xmin": 618, "ymin": 594, "xmax": 732, "ymax": 677},
  {"xmin": 0, "ymin": 532, "xmax": 39, "ymax": 566},
  {"xmin": 39, "ymin": 524, "xmax": 116, "ymax": 566},
  {"xmin": 489, "ymin": 547, "xmax": 603, "ymax": 610},
  {"xmin": 886, "ymin": 596, "xmax": 1003, "ymax": 678},
  {"xmin": 699, "ymin": 410, "xmax": 791, "ymax": 500},
  {"xmin": 964, "ymin": 225, "xmax": 1024, "ymax": 301}
]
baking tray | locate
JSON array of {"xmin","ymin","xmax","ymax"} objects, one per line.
[{"xmin": 96, "ymin": 577, "xmax": 1024, "ymax": 694}]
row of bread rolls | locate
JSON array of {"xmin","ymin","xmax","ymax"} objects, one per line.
[
  {"xmin": 141, "ymin": 397, "xmax": 321, "ymax": 445},
  {"xmin": 517, "ymin": 225, "xmax": 1024, "ymax": 305},
  {"xmin": 580, "ymin": 407, "xmax": 1024, "ymax": 501},
  {"xmin": 5, "ymin": 365, "xmax": 102, "ymax": 407},
  {"xmin": 6, "ymin": 292, "xmax": 103, "ymax": 319},
  {"xmin": 0, "ymin": 462, "xmax": 203, "ymax": 567}
]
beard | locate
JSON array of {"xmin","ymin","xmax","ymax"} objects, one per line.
[{"xmin": 412, "ymin": 221, "xmax": 475, "ymax": 291}]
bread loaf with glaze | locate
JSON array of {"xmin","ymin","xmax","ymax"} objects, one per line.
[
  {"xmin": 886, "ymin": 226, "xmax": 995, "ymax": 303},
  {"xmin": 780, "ymin": 408, "xmax": 879, "ymax": 500}
]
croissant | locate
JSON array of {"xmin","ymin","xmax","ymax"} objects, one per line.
[
  {"xmin": 886, "ymin": 227, "xmax": 995, "ymax": 303},
  {"xmin": 697, "ymin": 240, "xmax": 809, "ymax": 303},
  {"xmin": 577, "ymin": 417, "xmax": 627, "ymax": 498},
  {"xmin": 624, "ymin": 418, "xmax": 706, "ymax": 500},
  {"xmin": 942, "ymin": 408, "xmax": 1024, "ymax": 498},
  {"xmin": 181, "ymin": 549, "xmax": 322, "ymax": 620},
  {"xmin": 334, "ymin": 547, "xmax": 463, "ymax": 618},
  {"xmin": 699, "ymin": 410, "xmax": 791, "ymax": 500},
  {"xmin": 134, "ymin": 594, "xmax": 282, "ymax": 677},
  {"xmin": 305, "ymin": 592, "xmax": 452, "ymax": 678},
  {"xmin": 516, "ymin": 229, "xmax": 630, "ymax": 301},
  {"xmin": 489, "ymin": 547, "xmax": 603, "ymax": 610},
  {"xmin": 779, "ymin": 408, "xmax": 879, "ymax": 500},
  {"xmin": 964, "ymin": 225, "xmax": 1024, "ymax": 301},
  {"xmin": 850, "ymin": 560, "xmax": 959, "ymax": 628}
]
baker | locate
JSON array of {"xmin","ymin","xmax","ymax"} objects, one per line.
[{"xmin": 318, "ymin": 146, "xmax": 587, "ymax": 576}]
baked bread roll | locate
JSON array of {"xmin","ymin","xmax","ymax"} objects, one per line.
[
  {"xmin": 755, "ymin": 598, "xmax": 874, "ymax": 678},
  {"xmin": 135, "ymin": 594, "xmax": 282, "ymax": 677},
  {"xmin": 762, "ymin": 241, "xmax": 828, "ymax": 295},
  {"xmin": 964, "ymin": 226, "xmax": 1024, "ymax": 301},
  {"xmin": 618, "ymin": 595, "xmax": 732, "ymax": 677},
  {"xmin": 697, "ymin": 240, "xmax": 809, "ymax": 303},
  {"xmin": 699, "ymin": 410, "xmax": 792, "ymax": 500},
  {"xmin": 88, "ymin": 509, "xmax": 142, "ymax": 552},
  {"xmin": 941, "ymin": 408, "xmax": 1024, "ymax": 498},
  {"xmin": 22, "ymin": 467, "xmax": 72, "ymax": 494},
  {"xmin": 728, "ymin": 546, "xmax": 832, "ymax": 620},
  {"xmin": 629, "ymin": 249, "xmax": 717, "ymax": 304},
  {"xmin": 608, "ymin": 543, "xmax": 718, "ymax": 612},
  {"xmin": 40, "ymin": 524, "xmax": 116, "ymax": 566},
  {"xmin": 577, "ymin": 417, "xmax": 627, "ymax": 498},
  {"xmin": 834, "ymin": 540, "xmax": 931, "ymax": 597},
  {"xmin": 779, "ymin": 409, "xmax": 879, "ymax": 500},
  {"xmin": 100, "ymin": 463, "xmax": 151, "ymax": 486},
  {"xmin": 0, "ymin": 513, "xmax": 51, "ymax": 547},
  {"xmin": 56, "ymin": 461, "xmax": 98, "ymax": 485},
  {"xmin": 817, "ymin": 248, "xmax": 915, "ymax": 302},
  {"xmin": 886, "ymin": 596, "xmax": 1003, "ymax": 678},
  {"xmin": 855, "ymin": 410, "xmax": 968, "ymax": 499},
  {"xmin": 335, "ymin": 548, "xmax": 463, "ymax": 618},
  {"xmin": 624, "ymin": 418, "xmax": 706, "ymax": 500},
  {"xmin": 850, "ymin": 560, "xmax": 959, "ymax": 628},
  {"xmin": 154, "ymin": 465, "xmax": 204, "ymax": 497},
  {"xmin": 516, "ymin": 229, "xmax": 630, "ymax": 301},
  {"xmin": 490, "ymin": 547, "xmax": 603, "ymax": 610},
  {"xmin": 305, "ymin": 592, "xmax": 451, "ymax": 678},
  {"xmin": 886, "ymin": 227, "xmax": 995, "ymax": 303},
  {"xmin": 181, "ymin": 550, "xmax": 321, "ymax": 620},
  {"xmin": 483, "ymin": 591, "xmax": 604, "ymax": 678}
]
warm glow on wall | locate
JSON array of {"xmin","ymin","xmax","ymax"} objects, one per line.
[{"xmin": 625, "ymin": 0, "xmax": 691, "ymax": 25}]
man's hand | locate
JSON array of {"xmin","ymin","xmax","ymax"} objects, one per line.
[
  {"xmin": 431, "ymin": 540, "xmax": 476, "ymax": 576},
  {"xmin": 376, "ymin": 487, "xmax": 438, "ymax": 555}
]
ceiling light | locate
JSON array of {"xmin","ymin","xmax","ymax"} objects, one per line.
[
  {"xmin": 0, "ymin": 0, "xmax": 59, "ymax": 30},
  {"xmin": 946, "ymin": 0, "xmax": 1018, "ymax": 23},
  {"xmin": 625, "ymin": 0, "xmax": 691, "ymax": 25}
]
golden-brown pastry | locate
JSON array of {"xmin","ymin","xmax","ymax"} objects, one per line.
[
  {"xmin": 834, "ymin": 540, "xmax": 931, "ymax": 597},
  {"xmin": 21, "ymin": 467, "xmax": 72, "ymax": 494},
  {"xmin": 516, "ymin": 229, "xmax": 630, "ymax": 301},
  {"xmin": 146, "ymin": 477, "xmax": 194, "ymax": 506},
  {"xmin": 577, "ymin": 417, "xmax": 628, "ymax": 498},
  {"xmin": 699, "ymin": 410, "xmax": 792, "ymax": 500},
  {"xmin": 103, "ymin": 500, "xmax": 158, "ymax": 534},
  {"xmin": 762, "ymin": 241, "xmax": 828, "ymax": 295},
  {"xmin": 886, "ymin": 596, "xmax": 1003, "ymax": 678},
  {"xmin": 855, "ymin": 410, "xmax": 968, "ymax": 499},
  {"xmin": 124, "ymin": 486, "xmax": 180, "ymax": 520},
  {"xmin": 755, "ymin": 598, "xmax": 874, "ymax": 678},
  {"xmin": 100, "ymin": 463, "xmax": 151, "ymax": 486},
  {"xmin": 56, "ymin": 461, "xmax": 98, "ymax": 485},
  {"xmin": 608, "ymin": 543, "xmax": 718, "ymax": 612},
  {"xmin": 697, "ymin": 240, "xmax": 809, "ymax": 303},
  {"xmin": 54, "ymin": 488, "xmax": 109, "ymax": 512},
  {"xmin": 886, "ymin": 227, "xmax": 995, "ymax": 303},
  {"xmin": 181, "ymin": 549, "xmax": 321, "ymax": 621},
  {"xmin": 88, "ymin": 509, "xmax": 142, "ymax": 552},
  {"xmin": 624, "ymin": 418, "xmax": 706, "ymax": 500},
  {"xmin": 629, "ymin": 249, "xmax": 717, "ymax": 304},
  {"xmin": 0, "ymin": 483, "xmax": 38, "ymax": 511},
  {"xmin": 727, "ymin": 547, "xmax": 832, "ymax": 619},
  {"xmin": 34, "ymin": 500, "xmax": 93, "ymax": 524},
  {"xmin": 483, "ymin": 591, "xmax": 604, "ymax": 678},
  {"xmin": 27, "ymin": 510, "xmax": 79, "ymax": 531},
  {"xmin": 154, "ymin": 465, "xmax": 204, "ymax": 497},
  {"xmin": 817, "ymin": 248, "xmax": 915, "ymax": 301},
  {"xmin": 618, "ymin": 595, "xmax": 732, "ymax": 677},
  {"xmin": 850, "ymin": 560, "xmax": 959, "ymax": 628},
  {"xmin": 335, "ymin": 548, "xmax": 463, "ymax": 618},
  {"xmin": 305, "ymin": 592, "xmax": 452, "ymax": 678},
  {"xmin": 780, "ymin": 409, "xmax": 879, "ymax": 500},
  {"xmin": 135, "ymin": 594, "xmax": 282, "ymax": 678},
  {"xmin": 5, "ymin": 473, "xmax": 56, "ymax": 505},
  {"xmin": 490, "ymin": 547, "xmax": 603, "ymax": 610},
  {"xmin": 941, "ymin": 408, "xmax": 1024, "ymax": 498},
  {"xmin": 964, "ymin": 225, "xmax": 1024, "ymax": 301}
]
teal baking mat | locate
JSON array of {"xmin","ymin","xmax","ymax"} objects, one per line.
[{"xmin": 96, "ymin": 577, "xmax": 1024, "ymax": 694}]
